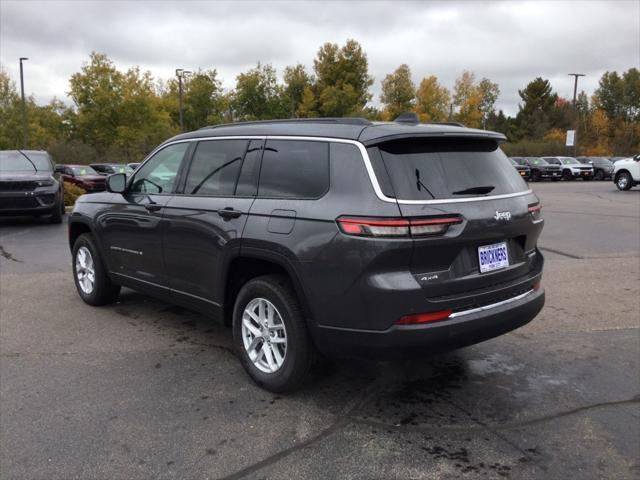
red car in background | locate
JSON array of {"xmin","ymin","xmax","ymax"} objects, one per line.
[{"xmin": 56, "ymin": 165, "xmax": 106, "ymax": 192}]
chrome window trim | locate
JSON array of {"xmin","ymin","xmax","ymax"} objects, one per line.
[
  {"xmin": 142, "ymin": 135, "xmax": 533, "ymax": 205},
  {"xmin": 449, "ymin": 289, "xmax": 535, "ymax": 318}
]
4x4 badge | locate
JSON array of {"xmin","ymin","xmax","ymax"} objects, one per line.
[{"xmin": 494, "ymin": 211, "xmax": 511, "ymax": 221}]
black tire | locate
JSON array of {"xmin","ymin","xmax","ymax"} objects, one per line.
[
  {"xmin": 72, "ymin": 233, "xmax": 120, "ymax": 305},
  {"xmin": 615, "ymin": 172, "xmax": 633, "ymax": 191},
  {"xmin": 562, "ymin": 169, "xmax": 573, "ymax": 181},
  {"xmin": 232, "ymin": 274, "xmax": 313, "ymax": 392},
  {"xmin": 49, "ymin": 197, "xmax": 64, "ymax": 224},
  {"xmin": 551, "ymin": 177, "xmax": 560, "ymax": 182},
  {"xmin": 531, "ymin": 170, "xmax": 541, "ymax": 182},
  {"xmin": 594, "ymin": 169, "xmax": 604, "ymax": 181}
]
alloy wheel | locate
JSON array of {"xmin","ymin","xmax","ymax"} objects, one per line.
[
  {"xmin": 241, "ymin": 298, "xmax": 287, "ymax": 373},
  {"xmin": 75, "ymin": 246, "xmax": 95, "ymax": 294}
]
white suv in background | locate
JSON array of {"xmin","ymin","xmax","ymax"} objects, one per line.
[{"xmin": 613, "ymin": 155, "xmax": 640, "ymax": 190}]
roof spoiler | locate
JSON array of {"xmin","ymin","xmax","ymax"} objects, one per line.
[{"xmin": 393, "ymin": 113, "xmax": 465, "ymax": 128}]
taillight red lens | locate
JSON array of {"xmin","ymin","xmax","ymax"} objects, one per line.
[
  {"xmin": 396, "ymin": 309, "xmax": 453, "ymax": 325},
  {"xmin": 337, "ymin": 216, "xmax": 461, "ymax": 238},
  {"xmin": 528, "ymin": 203, "xmax": 542, "ymax": 220}
]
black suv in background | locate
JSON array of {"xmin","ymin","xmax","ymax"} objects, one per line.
[
  {"xmin": 0, "ymin": 150, "xmax": 65, "ymax": 223},
  {"xmin": 68, "ymin": 118, "xmax": 545, "ymax": 391},
  {"xmin": 513, "ymin": 157, "xmax": 561, "ymax": 181},
  {"xmin": 509, "ymin": 157, "xmax": 531, "ymax": 180},
  {"xmin": 577, "ymin": 156, "xmax": 614, "ymax": 180}
]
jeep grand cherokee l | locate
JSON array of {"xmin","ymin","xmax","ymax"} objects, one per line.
[
  {"xmin": 68, "ymin": 118, "xmax": 545, "ymax": 392},
  {"xmin": 0, "ymin": 150, "xmax": 65, "ymax": 223},
  {"xmin": 544, "ymin": 156, "xmax": 593, "ymax": 181},
  {"xmin": 514, "ymin": 157, "xmax": 561, "ymax": 181}
]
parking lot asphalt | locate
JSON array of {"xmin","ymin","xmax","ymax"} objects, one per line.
[{"xmin": 1, "ymin": 181, "xmax": 639, "ymax": 480}]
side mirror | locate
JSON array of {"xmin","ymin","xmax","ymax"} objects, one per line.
[
  {"xmin": 106, "ymin": 173, "xmax": 127, "ymax": 193},
  {"xmin": 54, "ymin": 165, "xmax": 64, "ymax": 174},
  {"xmin": 634, "ymin": 154, "xmax": 639, "ymax": 162}
]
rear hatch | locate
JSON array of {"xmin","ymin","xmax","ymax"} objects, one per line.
[{"xmin": 367, "ymin": 137, "xmax": 543, "ymax": 311}]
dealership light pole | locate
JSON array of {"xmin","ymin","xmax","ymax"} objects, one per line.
[
  {"xmin": 19, "ymin": 57, "xmax": 29, "ymax": 149},
  {"xmin": 568, "ymin": 73, "xmax": 585, "ymax": 156},
  {"xmin": 175, "ymin": 68, "xmax": 191, "ymax": 132}
]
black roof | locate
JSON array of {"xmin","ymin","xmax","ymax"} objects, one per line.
[{"xmin": 163, "ymin": 118, "xmax": 506, "ymax": 147}]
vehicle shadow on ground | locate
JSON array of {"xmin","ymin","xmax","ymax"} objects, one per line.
[
  {"xmin": 0, "ymin": 215, "xmax": 60, "ymax": 227},
  {"xmin": 111, "ymin": 288, "xmax": 547, "ymax": 430}
]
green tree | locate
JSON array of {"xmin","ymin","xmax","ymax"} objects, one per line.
[
  {"xmin": 514, "ymin": 77, "xmax": 558, "ymax": 139},
  {"xmin": 162, "ymin": 69, "xmax": 226, "ymax": 129},
  {"xmin": 69, "ymin": 52, "xmax": 175, "ymax": 161},
  {"xmin": 232, "ymin": 63, "xmax": 288, "ymax": 120},
  {"xmin": 380, "ymin": 64, "xmax": 415, "ymax": 120},
  {"xmin": 300, "ymin": 39, "xmax": 374, "ymax": 117},
  {"xmin": 283, "ymin": 64, "xmax": 312, "ymax": 118},
  {"xmin": 414, "ymin": 75, "xmax": 450, "ymax": 122},
  {"xmin": 594, "ymin": 68, "xmax": 640, "ymax": 121},
  {"xmin": 478, "ymin": 78, "xmax": 500, "ymax": 128}
]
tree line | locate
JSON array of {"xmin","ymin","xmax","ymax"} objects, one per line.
[{"xmin": 0, "ymin": 39, "xmax": 638, "ymax": 164}]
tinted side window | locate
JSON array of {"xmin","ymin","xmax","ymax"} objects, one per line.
[
  {"xmin": 184, "ymin": 140, "xmax": 247, "ymax": 196},
  {"xmin": 258, "ymin": 140, "xmax": 329, "ymax": 198},
  {"xmin": 131, "ymin": 143, "xmax": 188, "ymax": 194},
  {"xmin": 235, "ymin": 140, "xmax": 263, "ymax": 197}
]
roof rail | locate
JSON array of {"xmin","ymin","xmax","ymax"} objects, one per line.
[
  {"xmin": 199, "ymin": 117, "xmax": 372, "ymax": 130},
  {"xmin": 428, "ymin": 121, "xmax": 465, "ymax": 127}
]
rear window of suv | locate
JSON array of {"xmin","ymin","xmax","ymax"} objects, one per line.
[{"xmin": 369, "ymin": 138, "xmax": 527, "ymax": 200}]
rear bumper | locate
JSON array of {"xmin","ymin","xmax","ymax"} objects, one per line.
[{"xmin": 313, "ymin": 287, "xmax": 544, "ymax": 359}]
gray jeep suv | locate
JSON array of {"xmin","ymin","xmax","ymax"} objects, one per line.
[{"xmin": 68, "ymin": 117, "xmax": 545, "ymax": 392}]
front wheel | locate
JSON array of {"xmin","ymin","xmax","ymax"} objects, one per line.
[
  {"xmin": 616, "ymin": 172, "xmax": 633, "ymax": 191},
  {"xmin": 531, "ymin": 170, "xmax": 541, "ymax": 182},
  {"xmin": 594, "ymin": 170, "xmax": 604, "ymax": 181},
  {"xmin": 232, "ymin": 274, "xmax": 313, "ymax": 392},
  {"xmin": 72, "ymin": 233, "xmax": 120, "ymax": 305},
  {"xmin": 562, "ymin": 170, "xmax": 573, "ymax": 181},
  {"xmin": 49, "ymin": 197, "xmax": 64, "ymax": 224}
]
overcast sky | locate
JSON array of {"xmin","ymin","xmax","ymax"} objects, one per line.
[{"xmin": 1, "ymin": 0, "xmax": 638, "ymax": 116}]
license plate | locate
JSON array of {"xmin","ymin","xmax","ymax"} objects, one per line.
[
  {"xmin": 478, "ymin": 242, "xmax": 509, "ymax": 273},
  {"xmin": 552, "ymin": 172, "xmax": 559, "ymax": 176}
]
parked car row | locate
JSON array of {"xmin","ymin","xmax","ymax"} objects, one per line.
[
  {"xmin": 509, "ymin": 155, "xmax": 639, "ymax": 190},
  {"xmin": 53, "ymin": 163, "xmax": 136, "ymax": 192}
]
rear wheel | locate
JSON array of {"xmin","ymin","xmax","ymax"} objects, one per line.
[
  {"xmin": 616, "ymin": 172, "xmax": 633, "ymax": 191},
  {"xmin": 72, "ymin": 233, "xmax": 120, "ymax": 305},
  {"xmin": 232, "ymin": 274, "xmax": 313, "ymax": 392}
]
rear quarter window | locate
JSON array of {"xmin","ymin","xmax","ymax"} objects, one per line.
[
  {"xmin": 373, "ymin": 137, "xmax": 527, "ymax": 200},
  {"xmin": 258, "ymin": 140, "xmax": 329, "ymax": 198}
]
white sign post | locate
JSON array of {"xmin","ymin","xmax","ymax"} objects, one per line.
[{"xmin": 566, "ymin": 130, "xmax": 575, "ymax": 147}]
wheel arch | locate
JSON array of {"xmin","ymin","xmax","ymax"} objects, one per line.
[{"xmin": 222, "ymin": 251, "xmax": 312, "ymax": 327}]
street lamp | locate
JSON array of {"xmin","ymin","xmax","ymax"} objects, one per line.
[
  {"xmin": 19, "ymin": 57, "xmax": 29, "ymax": 149},
  {"xmin": 568, "ymin": 73, "xmax": 586, "ymax": 155},
  {"xmin": 175, "ymin": 68, "xmax": 192, "ymax": 131}
]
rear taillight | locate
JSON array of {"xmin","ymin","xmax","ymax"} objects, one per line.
[
  {"xmin": 336, "ymin": 216, "xmax": 462, "ymax": 238},
  {"xmin": 396, "ymin": 309, "xmax": 453, "ymax": 325},
  {"xmin": 528, "ymin": 202, "xmax": 542, "ymax": 220}
]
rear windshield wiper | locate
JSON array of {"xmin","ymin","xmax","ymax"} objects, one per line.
[
  {"xmin": 415, "ymin": 169, "xmax": 435, "ymax": 199},
  {"xmin": 452, "ymin": 186, "xmax": 495, "ymax": 195}
]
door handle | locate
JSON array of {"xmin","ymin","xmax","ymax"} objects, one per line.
[
  {"xmin": 218, "ymin": 207, "xmax": 242, "ymax": 219},
  {"xmin": 145, "ymin": 203, "xmax": 163, "ymax": 212}
]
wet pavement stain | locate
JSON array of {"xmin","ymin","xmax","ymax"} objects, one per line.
[{"xmin": 0, "ymin": 245, "xmax": 22, "ymax": 262}]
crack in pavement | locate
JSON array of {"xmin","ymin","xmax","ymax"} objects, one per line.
[
  {"xmin": 0, "ymin": 245, "xmax": 22, "ymax": 262},
  {"xmin": 347, "ymin": 396, "xmax": 640, "ymax": 433},
  {"xmin": 538, "ymin": 246, "xmax": 583, "ymax": 259},
  {"xmin": 219, "ymin": 368, "xmax": 398, "ymax": 480}
]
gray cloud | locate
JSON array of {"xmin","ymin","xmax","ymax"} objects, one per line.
[{"xmin": 1, "ymin": 0, "xmax": 638, "ymax": 116}]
